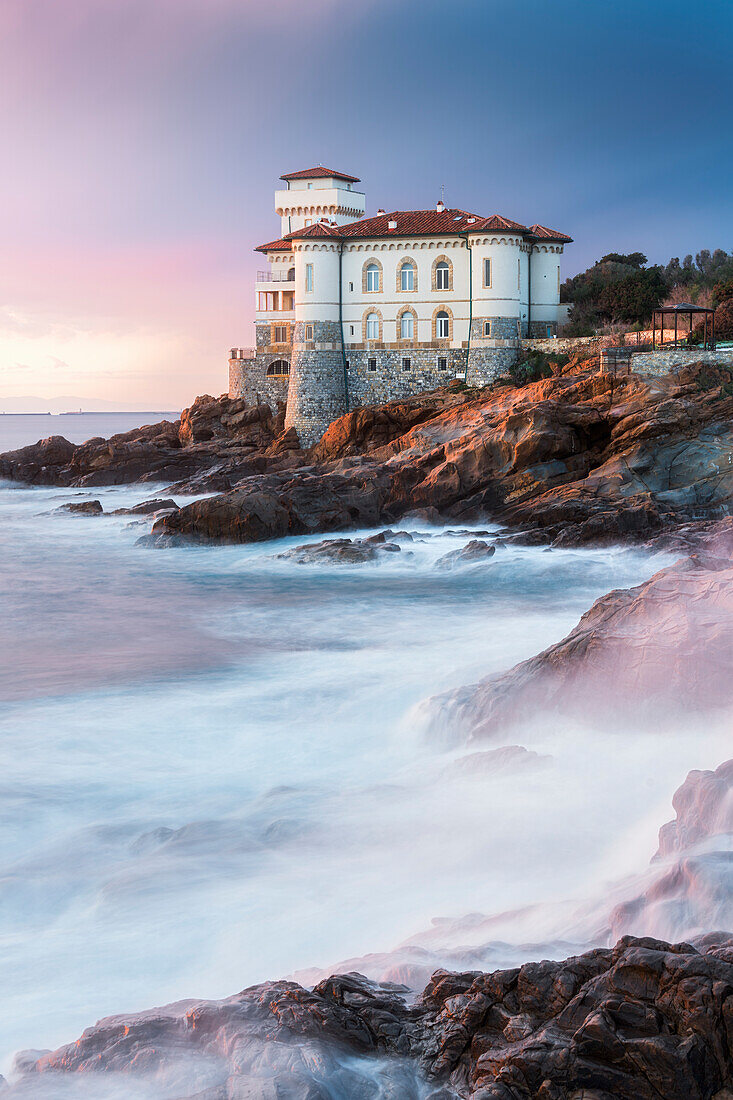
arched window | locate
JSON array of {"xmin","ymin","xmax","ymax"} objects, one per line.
[
  {"xmin": 436, "ymin": 311, "xmax": 449, "ymax": 339},
  {"xmin": 400, "ymin": 262, "xmax": 415, "ymax": 291},
  {"xmin": 435, "ymin": 261, "xmax": 450, "ymax": 291},
  {"xmin": 287, "ymin": 267, "xmax": 295, "ymax": 281},
  {"xmin": 267, "ymin": 360, "xmax": 290, "ymax": 376},
  {"xmin": 400, "ymin": 311, "xmax": 414, "ymax": 339},
  {"xmin": 366, "ymin": 312, "xmax": 380, "ymax": 339},
  {"xmin": 366, "ymin": 264, "xmax": 380, "ymax": 293}
]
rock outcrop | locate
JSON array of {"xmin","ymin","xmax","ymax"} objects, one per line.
[
  {"xmin": 149, "ymin": 358, "xmax": 733, "ymax": 546},
  {"xmin": 11, "ymin": 936, "xmax": 733, "ymax": 1099},
  {"xmin": 0, "ymin": 395, "xmax": 301, "ymax": 490},
  {"xmin": 427, "ymin": 519, "xmax": 733, "ymax": 741},
  {"xmin": 4, "ymin": 358, "xmax": 733, "ymax": 549}
]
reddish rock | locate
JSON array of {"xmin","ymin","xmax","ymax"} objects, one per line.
[{"xmin": 12, "ymin": 938, "xmax": 733, "ymax": 1099}]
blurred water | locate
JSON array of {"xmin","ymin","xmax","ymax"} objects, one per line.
[{"xmin": 0, "ymin": 479, "xmax": 726, "ymax": 1072}]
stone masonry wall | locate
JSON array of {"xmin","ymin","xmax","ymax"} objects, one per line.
[
  {"xmin": 631, "ymin": 348, "xmax": 733, "ymax": 376},
  {"xmin": 285, "ymin": 321, "xmax": 348, "ymax": 447},
  {"xmin": 229, "ymin": 355, "xmax": 290, "ymax": 412}
]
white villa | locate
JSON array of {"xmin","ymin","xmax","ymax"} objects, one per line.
[{"xmin": 229, "ymin": 167, "xmax": 572, "ymax": 445}]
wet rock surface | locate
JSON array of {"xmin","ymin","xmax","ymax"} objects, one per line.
[
  {"xmin": 277, "ymin": 535, "xmax": 402, "ymax": 564},
  {"xmin": 435, "ymin": 540, "xmax": 496, "ymax": 570},
  {"xmin": 54, "ymin": 499, "xmax": 104, "ymax": 514},
  {"xmin": 11, "ymin": 936, "xmax": 733, "ymax": 1099},
  {"xmin": 429, "ymin": 518, "xmax": 733, "ymax": 741}
]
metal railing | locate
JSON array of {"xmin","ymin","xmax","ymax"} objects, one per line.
[
  {"xmin": 229, "ymin": 347, "xmax": 256, "ymax": 360},
  {"xmin": 256, "ymin": 270, "xmax": 295, "ymax": 282}
]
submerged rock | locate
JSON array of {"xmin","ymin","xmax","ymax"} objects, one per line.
[
  {"xmin": 110, "ymin": 497, "xmax": 178, "ymax": 515},
  {"xmin": 435, "ymin": 539, "xmax": 496, "ymax": 569},
  {"xmin": 277, "ymin": 536, "xmax": 402, "ymax": 564},
  {"xmin": 55, "ymin": 499, "xmax": 103, "ymax": 514}
]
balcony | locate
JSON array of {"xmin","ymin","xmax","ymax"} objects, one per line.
[
  {"xmin": 256, "ymin": 270, "xmax": 295, "ymax": 283},
  {"xmin": 229, "ymin": 347, "xmax": 255, "ymax": 360}
]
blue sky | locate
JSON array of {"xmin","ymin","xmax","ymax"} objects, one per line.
[{"xmin": 1, "ymin": 0, "xmax": 731, "ymax": 406}]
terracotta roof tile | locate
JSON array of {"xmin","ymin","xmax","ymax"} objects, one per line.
[
  {"xmin": 255, "ymin": 211, "xmax": 572, "ymax": 251},
  {"xmin": 255, "ymin": 236, "xmax": 295, "ymax": 253},
  {"xmin": 464, "ymin": 214, "xmax": 529, "ymax": 233},
  {"xmin": 529, "ymin": 224, "xmax": 574, "ymax": 242},
  {"xmin": 337, "ymin": 209, "xmax": 484, "ymax": 238},
  {"xmin": 280, "ymin": 166, "xmax": 361, "ymax": 183}
]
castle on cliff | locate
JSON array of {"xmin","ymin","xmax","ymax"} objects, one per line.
[{"xmin": 228, "ymin": 167, "xmax": 572, "ymax": 445}]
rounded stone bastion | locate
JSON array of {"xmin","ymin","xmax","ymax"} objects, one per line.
[{"xmin": 285, "ymin": 242, "xmax": 348, "ymax": 447}]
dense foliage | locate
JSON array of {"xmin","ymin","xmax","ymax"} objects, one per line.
[{"xmin": 562, "ymin": 249, "xmax": 733, "ymax": 335}]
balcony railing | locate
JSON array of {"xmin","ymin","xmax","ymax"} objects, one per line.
[
  {"xmin": 229, "ymin": 347, "xmax": 255, "ymax": 360},
  {"xmin": 256, "ymin": 270, "xmax": 295, "ymax": 282}
]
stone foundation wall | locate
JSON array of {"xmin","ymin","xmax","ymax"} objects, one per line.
[
  {"xmin": 524, "ymin": 336, "xmax": 604, "ymax": 355},
  {"xmin": 285, "ymin": 322, "xmax": 348, "ymax": 447},
  {"xmin": 631, "ymin": 348, "xmax": 733, "ymax": 376},
  {"xmin": 229, "ymin": 355, "xmax": 290, "ymax": 411}
]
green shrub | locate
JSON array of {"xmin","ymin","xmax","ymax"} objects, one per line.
[{"xmin": 509, "ymin": 350, "xmax": 569, "ymax": 386}]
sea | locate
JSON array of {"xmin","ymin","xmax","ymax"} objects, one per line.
[{"xmin": 0, "ymin": 413, "xmax": 728, "ymax": 1089}]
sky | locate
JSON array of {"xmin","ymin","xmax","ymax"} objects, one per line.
[{"xmin": 1, "ymin": 0, "xmax": 732, "ymax": 410}]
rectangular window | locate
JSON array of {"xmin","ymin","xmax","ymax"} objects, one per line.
[
  {"xmin": 273, "ymin": 325, "xmax": 288, "ymax": 343},
  {"xmin": 281, "ymin": 292, "xmax": 294, "ymax": 311},
  {"xmin": 349, "ymin": 282, "xmax": 354, "ymax": 292},
  {"xmin": 305, "ymin": 323, "xmax": 313, "ymax": 340},
  {"xmin": 368, "ymin": 357, "xmax": 377, "ymax": 372},
  {"xmin": 517, "ymin": 258, "xmax": 521, "ymax": 291},
  {"xmin": 438, "ymin": 357, "xmax": 447, "ymax": 371},
  {"xmin": 557, "ymin": 266, "xmax": 561, "ymax": 294},
  {"xmin": 260, "ymin": 291, "xmax": 277, "ymax": 312},
  {"xmin": 483, "ymin": 258, "xmax": 492, "ymax": 287},
  {"xmin": 305, "ymin": 264, "xmax": 313, "ymax": 293},
  {"xmin": 257, "ymin": 292, "xmax": 267, "ymax": 312},
  {"xmin": 345, "ymin": 359, "xmax": 350, "ymax": 370},
  {"xmin": 304, "ymin": 218, "xmax": 312, "ymax": 226},
  {"xmin": 547, "ymin": 325, "xmax": 553, "ymax": 338},
  {"xmin": 483, "ymin": 320, "xmax": 491, "ymax": 337},
  {"xmin": 350, "ymin": 325, "xmax": 354, "ymax": 335},
  {"xmin": 402, "ymin": 357, "xmax": 411, "ymax": 371}
]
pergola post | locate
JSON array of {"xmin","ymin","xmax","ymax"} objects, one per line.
[{"xmin": 674, "ymin": 311, "xmax": 678, "ymax": 347}]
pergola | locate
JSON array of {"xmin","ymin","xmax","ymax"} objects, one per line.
[{"xmin": 652, "ymin": 302, "xmax": 716, "ymax": 350}]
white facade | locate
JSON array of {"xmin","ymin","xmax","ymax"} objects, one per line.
[{"xmin": 252, "ymin": 170, "xmax": 570, "ymax": 348}]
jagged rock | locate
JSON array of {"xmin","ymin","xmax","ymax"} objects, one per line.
[
  {"xmin": 11, "ymin": 937, "xmax": 733, "ymax": 1099},
  {"xmin": 0, "ymin": 396, "xmax": 300, "ymax": 489},
  {"xmin": 277, "ymin": 537, "xmax": 401, "ymax": 564},
  {"xmin": 151, "ymin": 360, "xmax": 733, "ymax": 547},
  {"xmin": 435, "ymin": 540, "xmax": 496, "ymax": 569},
  {"xmin": 55, "ymin": 499, "xmax": 103, "ymax": 514}
]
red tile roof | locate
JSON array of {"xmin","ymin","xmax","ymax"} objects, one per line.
[
  {"xmin": 255, "ymin": 236, "xmax": 295, "ymax": 253},
  {"xmin": 464, "ymin": 214, "xmax": 529, "ymax": 233},
  {"xmin": 528, "ymin": 223, "xmax": 574, "ymax": 243},
  {"xmin": 280, "ymin": 167, "xmax": 361, "ymax": 183},
  {"xmin": 338, "ymin": 209, "xmax": 485, "ymax": 237},
  {"xmin": 255, "ymin": 211, "xmax": 572, "ymax": 250}
]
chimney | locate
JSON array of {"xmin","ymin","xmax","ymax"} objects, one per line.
[
  {"xmin": 436, "ymin": 200, "xmax": 445, "ymax": 213},
  {"xmin": 376, "ymin": 208, "xmax": 385, "ymax": 215}
]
